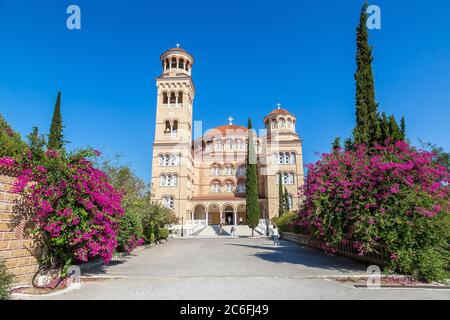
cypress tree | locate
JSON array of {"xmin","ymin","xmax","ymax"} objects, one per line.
[
  {"xmin": 245, "ymin": 118, "xmax": 260, "ymax": 236},
  {"xmin": 48, "ymin": 92, "xmax": 65, "ymax": 151},
  {"xmin": 278, "ymin": 173, "xmax": 284, "ymax": 216},
  {"xmin": 388, "ymin": 115, "xmax": 401, "ymax": 142},
  {"xmin": 400, "ymin": 116, "xmax": 406, "ymax": 140},
  {"xmin": 353, "ymin": 3, "xmax": 379, "ymax": 146},
  {"xmin": 283, "ymin": 187, "xmax": 290, "ymax": 213}
]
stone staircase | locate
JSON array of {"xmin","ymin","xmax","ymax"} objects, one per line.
[
  {"xmin": 222, "ymin": 225, "xmax": 264, "ymax": 237},
  {"xmin": 197, "ymin": 225, "xmax": 230, "ymax": 237}
]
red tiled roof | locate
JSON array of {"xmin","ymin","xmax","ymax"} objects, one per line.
[
  {"xmin": 204, "ymin": 125, "xmax": 248, "ymax": 137},
  {"xmin": 267, "ymin": 108, "xmax": 291, "ymax": 117}
]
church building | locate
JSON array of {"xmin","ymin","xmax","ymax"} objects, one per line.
[{"xmin": 151, "ymin": 47, "xmax": 305, "ymax": 227}]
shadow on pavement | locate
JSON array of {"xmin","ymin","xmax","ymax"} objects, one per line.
[{"xmin": 226, "ymin": 240, "xmax": 368, "ymax": 274}]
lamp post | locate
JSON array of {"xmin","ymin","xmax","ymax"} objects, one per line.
[{"xmin": 181, "ymin": 217, "xmax": 184, "ymax": 237}]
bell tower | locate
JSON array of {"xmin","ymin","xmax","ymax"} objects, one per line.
[{"xmin": 151, "ymin": 46, "xmax": 195, "ymax": 220}]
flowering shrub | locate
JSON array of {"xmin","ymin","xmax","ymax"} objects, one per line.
[
  {"xmin": 1, "ymin": 150, "xmax": 126, "ymax": 271},
  {"xmin": 299, "ymin": 141, "xmax": 450, "ymax": 281}
]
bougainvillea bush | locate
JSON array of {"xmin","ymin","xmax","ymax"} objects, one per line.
[
  {"xmin": 1, "ymin": 150, "xmax": 128, "ymax": 271},
  {"xmin": 298, "ymin": 141, "xmax": 450, "ymax": 282}
]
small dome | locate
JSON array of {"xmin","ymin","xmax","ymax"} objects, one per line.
[{"xmin": 267, "ymin": 108, "xmax": 291, "ymax": 117}]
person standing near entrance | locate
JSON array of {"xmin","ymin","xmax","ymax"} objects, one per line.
[
  {"xmin": 227, "ymin": 215, "xmax": 232, "ymax": 225},
  {"xmin": 239, "ymin": 217, "xmax": 243, "ymax": 225},
  {"xmin": 272, "ymin": 224, "xmax": 280, "ymax": 246},
  {"xmin": 230, "ymin": 226, "xmax": 236, "ymax": 238}
]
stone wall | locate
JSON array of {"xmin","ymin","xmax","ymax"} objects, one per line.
[{"xmin": 0, "ymin": 166, "xmax": 39, "ymax": 286}]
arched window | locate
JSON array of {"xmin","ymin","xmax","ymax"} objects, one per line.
[
  {"xmin": 164, "ymin": 154, "xmax": 170, "ymax": 166},
  {"xmin": 165, "ymin": 59, "xmax": 169, "ymax": 70},
  {"xmin": 178, "ymin": 92, "xmax": 183, "ymax": 104},
  {"xmin": 162, "ymin": 196, "xmax": 174, "ymax": 209},
  {"xmin": 159, "ymin": 155, "xmax": 164, "ymax": 166},
  {"xmin": 186, "ymin": 61, "xmax": 190, "ymax": 71},
  {"xmin": 171, "ymin": 57, "xmax": 177, "ymax": 69},
  {"xmin": 179, "ymin": 58, "xmax": 185, "ymax": 69},
  {"xmin": 236, "ymin": 165, "xmax": 246, "ymax": 177},
  {"xmin": 214, "ymin": 140, "xmax": 223, "ymax": 151},
  {"xmin": 205, "ymin": 142, "xmax": 212, "ymax": 152},
  {"xmin": 237, "ymin": 139, "xmax": 244, "ymax": 150},
  {"xmin": 225, "ymin": 181, "xmax": 233, "ymax": 193},
  {"xmin": 160, "ymin": 174, "xmax": 166, "ymax": 186},
  {"xmin": 225, "ymin": 165, "xmax": 233, "ymax": 176},
  {"xmin": 211, "ymin": 182, "xmax": 221, "ymax": 193},
  {"xmin": 282, "ymin": 172, "xmax": 289, "ymax": 185},
  {"xmin": 163, "ymin": 92, "xmax": 168, "ymax": 104},
  {"xmin": 288, "ymin": 195, "xmax": 293, "ymax": 210},
  {"xmin": 280, "ymin": 118, "xmax": 286, "ymax": 128},
  {"xmin": 284, "ymin": 152, "xmax": 290, "ymax": 164},
  {"xmin": 172, "ymin": 121, "xmax": 178, "ymax": 135},
  {"xmin": 237, "ymin": 182, "xmax": 246, "ymax": 194},
  {"xmin": 288, "ymin": 173, "xmax": 294, "ymax": 185},
  {"xmin": 226, "ymin": 139, "xmax": 233, "ymax": 150},
  {"xmin": 170, "ymin": 92, "xmax": 176, "ymax": 105},
  {"xmin": 287, "ymin": 118, "xmax": 292, "ymax": 129},
  {"xmin": 165, "ymin": 120, "xmax": 171, "ymax": 133},
  {"xmin": 290, "ymin": 152, "xmax": 296, "ymax": 164},
  {"xmin": 272, "ymin": 153, "xmax": 278, "ymax": 164},
  {"xmin": 211, "ymin": 165, "xmax": 220, "ymax": 176},
  {"xmin": 278, "ymin": 153, "xmax": 284, "ymax": 164},
  {"xmin": 271, "ymin": 119, "xmax": 278, "ymax": 129}
]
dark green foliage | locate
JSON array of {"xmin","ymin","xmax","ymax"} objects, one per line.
[
  {"xmin": 27, "ymin": 127, "xmax": 46, "ymax": 162},
  {"xmin": 48, "ymin": 92, "xmax": 65, "ymax": 151},
  {"xmin": 159, "ymin": 228, "xmax": 169, "ymax": 240},
  {"xmin": 332, "ymin": 137, "xmax": 341, "ymax": 153},
  {"xmin": 0, "ymin": 113, "xmax": 27, "ymax": 158},
  {"xmin": 246, "ymin": 118, "xmax": 260, "ymax": 232},
  {"xmin": 117, "ymin": 211, "xmax": 144, "ymax": 252},
  {"xmin": 344, "ymin": 138, "xmax": 353, "ymax": 152},
  {"xmin": 101, "ymin": 161, "xmax": 178, "ymax": 247},
  {"xmin": 283, "ymin": 187, "xmax": 290, "ymax": 213},
  {"xmin": 400, "ymin": 116, "xmax": 406, "ymax": 137},
  {"xmin": 278, "ymin": 173, "xmax": 284, "ymax": 216},
  {"xmin": 0, "ymin": 259, "xmax": 13, "ymax": 300},
  {"xmin": 351, "ymin": 4, "xmax": 406, "ymax": 148},
  {"xmin": 353, "ymin": 3, "xmax": 379, "ymax": 147}
]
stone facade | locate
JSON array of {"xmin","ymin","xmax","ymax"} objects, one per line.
[
  {"xmin": 150, "ymin": 47, "xmax": 305, "ymax": 226},
  {"xmin": 0, "ymin": 166, "xmax": 39, "ymax": 285}
]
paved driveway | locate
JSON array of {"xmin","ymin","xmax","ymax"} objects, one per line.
[{"xmin": 23, "ymin": 237, "xmax": 449, "ymax": 300}]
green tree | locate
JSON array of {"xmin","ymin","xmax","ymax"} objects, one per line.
[
  {"xmin": 278, "ymin": 173, "xmax": 285, "ymax": 216},
  {"xmin": 283, "ymin": 187, "xmax": 290, "ymax": 213},
  {"xmin": 419, "ymin": 140, "xmax": 450, "ymax": 172},
  {"xmin": 353, "ymin": 3, "xmax": 379, "ymax": 147},
  {"xmin": 48, "ymin": 92, "xmax": 65, "ymax": 151},
  {"xmin": 400, "ymin": 116, "xmax": 406, "ymax": 138},
  {"xmin": 246, "ymin": 118, "xmax": 260, "ymax": 236},
  {"xmin": 27, "ymin": 127, "xmax": 46, "ymax": 161},
  {"xmin": 332, "ymin": 137, "xmax": 341, "ymax": 153},
  {"xmin": 0, "ymin": 113, "xmax": 27, "ymax": 158},
  {"xmin": 0, "ymin": 259, "xmax": 13, "ymax": 300}
]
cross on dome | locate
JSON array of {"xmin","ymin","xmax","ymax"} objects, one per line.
[
  {"xmin": 276, "ymin": 102, "xmax": 282, "ymax": 110},
  {"xmin": 176, "ymin": 43, "xmax": 181, "ymax": 48},
  {"xmin": 228, "ymin": 116, "xmax": 234, "ymax": 125}
]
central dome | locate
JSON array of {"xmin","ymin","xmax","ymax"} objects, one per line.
[{"xmin": 204, "ymin": 124, "xmax": 247, "ymax": 138}]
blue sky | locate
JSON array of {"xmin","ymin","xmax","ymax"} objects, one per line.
[{"xmin": 0, "ymin": 0, "xmax": 449, "ymax": 182}]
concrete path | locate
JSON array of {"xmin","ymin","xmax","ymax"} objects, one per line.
[{"xmin": 21, "ymin": 238, "xmax": 450, "ymax": 300}]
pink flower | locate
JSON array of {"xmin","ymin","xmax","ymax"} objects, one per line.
[{"xmin": 0, "ymin": 157, "xmax": 15, "ymax": 167}]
